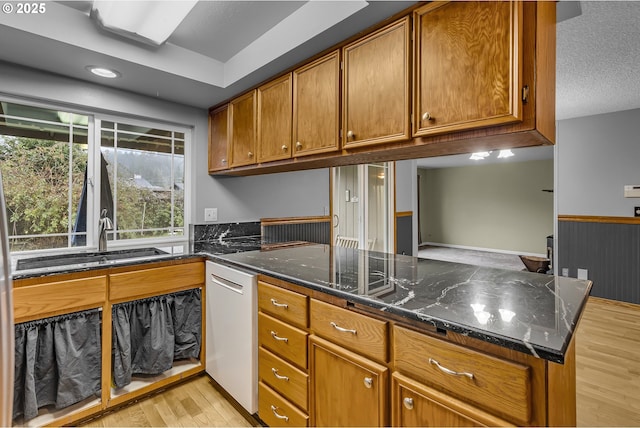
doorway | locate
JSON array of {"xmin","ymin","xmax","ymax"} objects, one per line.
[{"xmin": 331, "ymin": 162, "xmax": 394, "ymax": 252}]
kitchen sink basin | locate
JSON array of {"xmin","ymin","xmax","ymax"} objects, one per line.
[{"xmin": 15, "ymin": 247, "xmax": 169, "ymax": 271}]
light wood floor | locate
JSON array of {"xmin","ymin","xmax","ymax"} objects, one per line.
[
  {"xmin": 82, "ymin": 297, "xmax": 640, "ymax": 427},
  {"xmin": 81, "ymin": 376, "xmax": 253, "ymax": 427},
  {"xmin": 576, "ymin": 297, "xmax": 640, "ymax": 427}
]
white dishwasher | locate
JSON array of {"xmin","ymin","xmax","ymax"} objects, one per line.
[{"xmin": 205, "ymin": 261, "xmax": 258, "ymax": 414}]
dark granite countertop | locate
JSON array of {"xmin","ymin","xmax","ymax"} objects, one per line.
[{"xmin": 212, "ymin": 244, "xmax": 592, "ymax": 364}]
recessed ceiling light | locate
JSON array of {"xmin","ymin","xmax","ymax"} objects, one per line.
[
  {"xmin": 86, "ymin": 66, "xmax": 120, "ymax": 79},
  {"xmin": 498, "ymin": 149, "xmax": 515, "ymax": 159},
  {"xmin": 469, "ymin": 151, "xmax": 492, "ymax": 160}
]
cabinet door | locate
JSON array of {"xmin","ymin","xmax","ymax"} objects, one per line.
[
  {"xmin": 230, "ymin": 90, "xmax": 257, "ymax": 167},
  {"xmin": 257, "ymin": 74, "xmax": 293, "ymax": 163},
  {"xmin": 208, "ymin": 105, "xmax": 230, "ymax": 172},
  {"xmin": 413, "ymin": 1, "xmax": 523, "ymax": 137},
  {"xmin": 309, "ymin": 335, "xmax": 388, "ymax": 427},
  {"xmin": 293, "ymin": 50, "xmax": 340, "ymax": 156},
  {"xmin": 342, "ymin": 17, "xmax": 411, "ymax": 148},
  {"xmin": 392, "ymin": 372, "xmax": 510, "ymax": 427}
]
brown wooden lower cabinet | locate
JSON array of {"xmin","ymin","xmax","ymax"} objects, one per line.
[
  {"xmin": 391, "ymin": 372, "xmax": 511, "ymax": 427},
  {"xmin": 309, "ymin": 335, "xmax": 389, "ymax": 427},
  {"xmin": 257, "ymin": 275, "xmax": 577, "ymax": 428},
  {"xmin": 259, "ymin": 382, "xmax": 309, "ymax": 427}
]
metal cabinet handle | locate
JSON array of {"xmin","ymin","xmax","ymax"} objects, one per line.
[
  {"xmin": 364, "ymin": 377, "xmax": 373, "ymax": 388},
  {"xmin": 403, "ymin": 397, "xmax": 414, "ymax": 410},
  {"xmin": 330, "ymin": 321, "xmax": 357, "ymax": 335},
  {"xmin": 221, "ymin": 158, "xmax": 227, "ymax": 163},
  {"xmin": 248, "ymin": 151, "xmax": 254, "ymax": 157},
  {"xmin": 422, "ymin": 112, "xmax": 434, "ymax": 121},
  {"xmin": 272, "ymin": 368, "xmax": 289, "ymax": 381},
  {"xmin": 281, "ymin": 144, "xmax": 288, "ymax": 151},
  {"xmin": 270, "ymin": 405, "xmax": 289, "ymax": 422},
  {"xmin": 270, "ymin": 298, "xmax": 288, "ymax": 309},
  {"xmin": 270, "ymin": 331, "xmax": 289, "ymax": 343},
  {"xmin": 295, "ymin": 141, "xmax": 302, "ymax": 150},
  {"xmin": 346, "ymin": 130, "xmax": 355, "ymax": 139},
  {"xmin": 429, "ymin": 358, "xmax": 474, "ymax": 379}
]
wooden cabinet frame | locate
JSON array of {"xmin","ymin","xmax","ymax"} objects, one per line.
[{"xmin": 11, "ymin": 259, "xmax": 206, "ymax": 427}]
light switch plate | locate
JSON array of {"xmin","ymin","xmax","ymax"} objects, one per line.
[{"xmin": 204, "ymin": 208, "xmax": 218, "ymax": 222}]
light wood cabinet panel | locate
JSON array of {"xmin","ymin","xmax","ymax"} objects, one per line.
[
  {"xmin": 309, "ymin": 335, "xmax": 388, "ymax": 427},
  {"xmin": 259, "ymin": 381, "xmax": 309, "ymax": 427},
  {"xmin": 342, "ymin": 16, "xmax": 411, "ymax": 148},
  {"xmin": 13, "ymin": 276, "xmax": 106, "ymax": 323},
  {"xmin": 310, "ymin": 298, "xmax": 388, "ymax": 363},
  {"xmin": 293, "ymin": 50, "xmax": 340, "ymax": 156},
  {"xmin": 230, "ymin": 90, "xmax": 257, "ymax": 167},
  {"xmin": 259, "ymin": 347, "xmax": 309, "ymax": 412},
  {"xmin": 257, "ymin": 74, "xmax": 293, "ymax": 163},
  {"xmin": 393, "ymin": 325, "xmax": 531, "ymax": 425},
  {"xmin": 258, "ymin": 312, "xmax": 308, "ymax": 369},
  {"xmin": 413, "ymin": 1, "xmax": 523, "ymax": 136},
  {"xmin": 258, "ymin": 280, "xmax": 308, "ymax": 329},
  {"xmin": 109, "ymin": 262, "xmax": 204, "ymax": 303},
  {"xmin": 391, "ymin": 372, "xmax": 511, "ymax": 427},
  {"xmin": 208, "ymin": 104, "xmax": 230, "ymax": 172}
]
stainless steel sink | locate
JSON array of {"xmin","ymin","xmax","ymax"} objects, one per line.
[{"xmin": 15, "ymin": 247, "xmax": 168, "ymax": 271}]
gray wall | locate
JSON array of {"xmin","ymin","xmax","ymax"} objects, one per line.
[
  {"xmin": 557, "ymin": 108, "xmax": 640, "ymax": 217},
  {"xmin": 395, "ymin": 159, "xmax": 417, "ymax": 255},
  {"xmin": 557, "ymin": 108, "xmax": 640, "ymax": 304},
  {"xmin": 0, "ymin": 62, "xmax": 329, "ymax": 227},
  {"xmin": 418, "ymin": 160, "xmax": 554, "ymax": 255}
]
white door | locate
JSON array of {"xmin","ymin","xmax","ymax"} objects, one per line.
[{"xmin": 332, "ymin": 162, "xmax": 394, "ymax": 252}]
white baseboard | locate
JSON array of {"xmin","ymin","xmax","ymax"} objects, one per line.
[{"xmin": 419, "ymin": 242, "xmax": 546, "ymax": 258}]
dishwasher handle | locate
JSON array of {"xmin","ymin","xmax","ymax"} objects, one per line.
[{"xmin": 210, "ymin": 274, "xmax": 244, "ymax": 295}]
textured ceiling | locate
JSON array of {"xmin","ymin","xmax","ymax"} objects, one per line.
[{"xmin": 556, "ymin": 1, "xmax": 640, "ymax": 120}]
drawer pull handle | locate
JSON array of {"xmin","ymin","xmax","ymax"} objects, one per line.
[
  {"xmin": 270, "ymin": 405, "xmax": 289, "ymax": 422},
  {"xmin": 403, "ymin": 397, "xmax": 414, "ymax": 410},
  {"xmin": 364, "ymin": 377, "xmax": 373, "ymax": 388},
  {"xmin": 272, "ymin": 368, "xmax": 289, "ymax": 381},
  {"xmin": 429, "ymin": 358, "xmax": 474, "ymax": 379},
  {"xmin": 270, "ymin": 331, "xmax": 289, "ymax": 343},
  {"xmin": 330, "ymin": 321, "xmax": 357, "ymax": 335},
  {"xmin": 270, "ymin": 298, "xmax": 288, "ymax": 309}
]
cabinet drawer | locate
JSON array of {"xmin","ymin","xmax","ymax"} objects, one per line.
[
  {"xmin": 393, "ymin": 325, "xmax": 531, "ymax": 424},
  {"xmin": 259, "ymin": 312, "xmax": 308, "ymax": 369},
  {"xmin": 259, "ymin": 347, "xmax": 308, "ymax": 412},
  {"xmin": 259, "ymin": 382, "xmax": 308, "ymax": 427},
  {"xmin": 258, "ymin": 281, "xmax": 308, "ymax": 328},
  {"xmin": 392, "ymin": 372, "xmax": 511, "ymax": 427},
  {"xmin": 310, "ymin": 299, "xmax": 388, "ymax": 363}
]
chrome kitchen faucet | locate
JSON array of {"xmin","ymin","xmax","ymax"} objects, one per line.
[{"xmin": 98, "ymin": 208, "xmax": 113, "ymax": 251}]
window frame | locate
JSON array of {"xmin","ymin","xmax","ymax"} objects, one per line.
[{"xmin": 1, "ymin": 96, "xmax": 192, "ymax": 255}]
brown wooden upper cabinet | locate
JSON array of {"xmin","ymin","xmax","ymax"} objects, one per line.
[
  {"xmin": 293, "ymin": 50, "xmax": 341, "ymax": 156},
  {"xmin": 342, "ymin": 16, "xmax": 411, "ymax": 149},
  {"xmin": 413, "ymin": 1, "xmax": 524, "ymax": 137},
  {"xmin": 257, "ymin": 50, "xmax": 341, "ymax": 163},
  {"xmin": 230, "ymin": 90, "xmax": 257, "ymax": 167},
  {"xmin": 257, "ymin": 74, "xmax": 293, "ymax": 163},
  {"xmin": 208, "ymin": 105, "xmax": 230, "ymax": 173}
]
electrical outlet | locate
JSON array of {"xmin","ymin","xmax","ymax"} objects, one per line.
[
  {"xmin": 561, "ymin": 268, "xmax": 569, "ymax": 277},
  {"xmin": 204, "ymin": 208, "xmax": 218, "ymax": 222},
  {"xmin": 577, "ymin": 268, "xmax": 588, "ymax": 280}
]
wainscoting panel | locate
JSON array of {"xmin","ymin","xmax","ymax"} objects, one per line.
[{"xmin": 558, "ymin": 219, "xmax": 640, "ymax": 304}]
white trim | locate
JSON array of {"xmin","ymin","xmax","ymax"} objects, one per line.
[{"xmin": 420, "ymin": 242, "xmax": 547, "ymax": 258}]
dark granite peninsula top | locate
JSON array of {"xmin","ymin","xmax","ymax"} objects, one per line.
[{"xmin": 213, "ymin": 244, "xmax": 592, "ymax": 363}]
